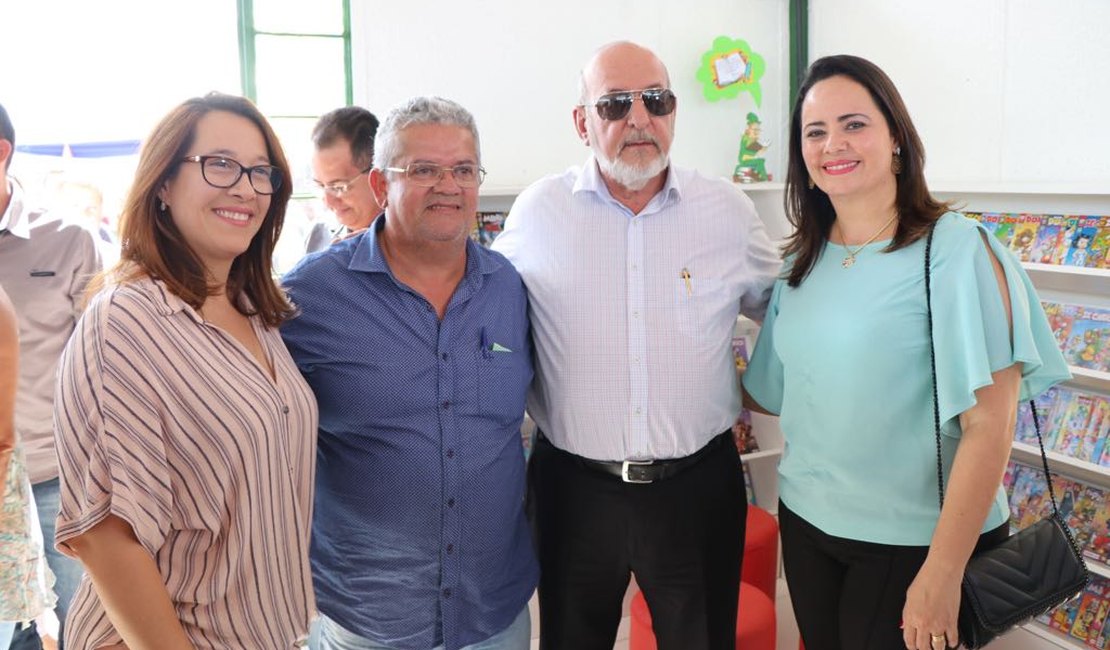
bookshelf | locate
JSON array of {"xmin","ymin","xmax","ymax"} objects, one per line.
[{"xmin": 956, "ymin": 194, "xmax": 1110, "ymax": 650}]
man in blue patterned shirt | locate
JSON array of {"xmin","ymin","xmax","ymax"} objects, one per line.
[{"xmin": 282, "ymin": 97, "xmax": 537, "ymax": 650}]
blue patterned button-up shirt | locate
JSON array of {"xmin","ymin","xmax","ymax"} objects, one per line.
[{"xmin": 281, "ymin": 216, "xmax": 537, "ymax": 650}]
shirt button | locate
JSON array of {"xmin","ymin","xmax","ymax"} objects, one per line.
[
  {"xmin": 442, "ymin": 400, "xmax": 451, "ymax": 410},
  {"xmin": 282, "ymin": 405, "xmax": 290, "ymax": 415},
  {"xmin": 441, "ymin": 352, "xmax": 448, "ymax": 360},
  {"xmin": 634, "ymin": 407, "xmax": 642, "ymax": 415},
  {"xmin": 633, "ymin": 311, "xmax": 639, "ymax": 319},
  {"xmin": 446, "ymin": 449, "xmax": 455, "ymax": 458},
  {"xmin": 443, "ymin": 588, "xmax": 452, "ymax": 598},
  {"xmin": 446, "ymin": 543, "xmax": 454, "ymax": 554},
  {"xmin": 447, "ymin": 498, "xmax": 455, "ymax": 507}
]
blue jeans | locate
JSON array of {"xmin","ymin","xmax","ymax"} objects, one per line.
[
  {"xmin": 0, "ymin": 622, "xmax": 14, "ymax": 648},
  {"xmin": 10, "ymin": 478, "xmax": 85, "ymax": 650},
  {"xmin": 312, "ymin": 605, "xmax": 530, "ymax": 650}
]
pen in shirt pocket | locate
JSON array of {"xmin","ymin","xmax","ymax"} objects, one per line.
[
  {"xmin": 681, "ymin": 268, "xmax": 693, "ymax": 295},
  {"xmin": 480, "ymin": 327, "xmax": 492, "ymax": 358}
]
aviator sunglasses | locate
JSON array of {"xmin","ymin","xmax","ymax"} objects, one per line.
[{"xmin": 588, "ymin": 87, "xmax": 677, "ymax": 121}]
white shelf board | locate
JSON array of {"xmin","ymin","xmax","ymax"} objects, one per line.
[
  {"xmin": 931, "ymin": 183, "xmax": 1110, "ymax": 196},
  {"xmin": 1020, "ymin": 621, "xmax": 1087, "ymax": 649},
  {"xmin": 1023, "ymin": 263, "xmax": 1110, "ymax": 296},
  {"xmin": 740, "ymin": 447, "xmax": 783, "ymax": 463},
  {"xmin": 1066, "ymin": 366, "xmax": 1110, "ymax": 393},
  {"xmin": 479, "ymin": 185, "xmax": 526, "ymax": 198},
  {"xmin": 1088, "ymin": 560, "xmax": 1110, "ymax": 580},
  {"xmin": 1010, "ymin": 441, "xmax": 1110, "ymax": 485},
  {"xmin": 732, "ymin": 181, "xmax": 785, "ymax": 192}
]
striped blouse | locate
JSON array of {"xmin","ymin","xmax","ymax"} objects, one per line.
[{"xmin": 53, "ymin": 278, "xmax": 317, "ymax": 649}]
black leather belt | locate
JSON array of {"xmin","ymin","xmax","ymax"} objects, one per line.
[{"xmin": 540, "ymin": 430, "xmax": 731, "ymax": 484}]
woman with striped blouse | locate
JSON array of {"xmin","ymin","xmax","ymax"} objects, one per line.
[{"xmin": 53, "ymin": 93, "xmax": 318, "ymax": 649}]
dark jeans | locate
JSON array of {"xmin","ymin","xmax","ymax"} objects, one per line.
[
  {"xmin": 779, "ymin": 501, "xmax": 1009, "ymax": 650},
  {"xmin": 530, "ymin": 432, "xmax": 745, "ymax": 650}
]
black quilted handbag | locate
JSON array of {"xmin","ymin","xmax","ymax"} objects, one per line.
[{"xmin": 922, "ymin": 226, "xmax": 1089, "ymax": 649}]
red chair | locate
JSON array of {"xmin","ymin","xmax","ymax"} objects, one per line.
[
  {"xmin": 629, "ymin": 582, "xmax": 775, "ymax": 650},
  {"xmin": 742, "ymin": 505, "xmax": 779, "ymax": 600}
]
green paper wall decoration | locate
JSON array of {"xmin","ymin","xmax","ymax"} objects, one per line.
[{"xmin": 697, "ymin": 36, "xmax": 766, "ymax": 106}]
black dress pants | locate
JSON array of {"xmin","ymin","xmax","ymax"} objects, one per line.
[
  {"xmin": 779, "ymin": 501, "xmax": 1009, "ymax": 650},
  {"xmin": 529, "ymin": 433, "xmax": 746, "ymax": 650}
]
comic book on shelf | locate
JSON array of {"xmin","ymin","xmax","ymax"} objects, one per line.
[
  {"xmin": 1014, "ymin": 386, "xmax": 1063, "ymax": 447},
  {"xmin": 1085, "ymin": 484, "xmax": 1110, "ymax": 566},
  {"xmin": 1053, "ymin": 392, "xmax": 1106, "ymax": 462},
  {"xmin": 1062, "ymin": 304, "xmax": 1110, "ymax": 373},
  {"xmin": 1044, "ymin": 301, "xmax": 1076, "ymax": 353},
  {"xmin": 977, "ymin": 212, "xmax": 1000, "ymax": 236},
  {"xmin": 1031, "ymin": 214, "xmax": 1068, "ymax": 264},
  {"xmin": 473, "ymin": 211, "xmax": 507, "ymax": 248},
  {"xmin": 1090, "ymin": 216, "xmax": 1110, "ymax": 270},
  {"xmin": 992, "ymin": 213, "xmax": 1020, "ymax": 249},
  {"xmin": 1010, "ymin": 213, "xmax": 1041, "ymax": 262},
  {"xmin": 731, "ymin": 335, "xmax": 760, "ymax": 454},
  {"xmin": 1070, "ymin": 578, "xmax": 1110, "ymax": 646},
  {"xmin": 1067, "ymin": 216, "xmax": 1103, "ymax": 267}
]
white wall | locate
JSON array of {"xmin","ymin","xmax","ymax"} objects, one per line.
[
  {"xmin": 350, "ymin": 0, "xmax": 790, "ymax": 192},
  {"xmin": 809, "ymin": 0, "xmax": 1110, "ymax": 193}
]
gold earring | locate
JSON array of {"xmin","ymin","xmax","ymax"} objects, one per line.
[
  {"xmin": 891, "ymin": 153, "xmax": 903, "ymax": 175},
  {"xmin": 807, "ymin": 177, "xmax": 815, "ymax": 190}
]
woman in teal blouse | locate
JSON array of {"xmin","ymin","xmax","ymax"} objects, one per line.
[{"xmin": 742, "ymin": 55, "xmax": 1070, "ymax": 650}]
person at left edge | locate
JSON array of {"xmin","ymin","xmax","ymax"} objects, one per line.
[
  {"xmin": 53, "ymin": 92, "xmax": 317, "ymax": 649},
  {"xmin": 281, "ymin": 96, "xmax": 537, "ymax": 650}
]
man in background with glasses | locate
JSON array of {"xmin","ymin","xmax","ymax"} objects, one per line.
[
  {"xmin": 306, "ymin": 106, "xmax": 381, "ymax": 254},
  {"xmin": 282, "ymin": 96, "xmax": 537, "ymax": 650},
  {"xmin": 493, "ymin": 41, "xmax": 781, "ymax": 649}
]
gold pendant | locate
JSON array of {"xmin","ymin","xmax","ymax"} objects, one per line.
[{"xmin": 842, "ymin": 255, "xmax": 856, "ymax": 268}]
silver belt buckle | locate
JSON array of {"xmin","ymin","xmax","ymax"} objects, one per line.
[{"xmin": 621, "ymin": 459, "xmax": 654, "ymax": 483}]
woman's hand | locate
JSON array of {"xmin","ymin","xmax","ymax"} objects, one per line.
[{"xmin": 902, "ymin": 558, "xmax": 962, "ymax": 649}]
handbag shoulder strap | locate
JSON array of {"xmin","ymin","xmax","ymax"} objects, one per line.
[{"xmin": 923, "ymin": 225, "xmax": 1061, "ymax": 516}]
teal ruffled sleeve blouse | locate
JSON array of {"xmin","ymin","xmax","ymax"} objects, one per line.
[{"xmin": 743, "ymin": 212, "xmax": 1070, "ymax": 544}]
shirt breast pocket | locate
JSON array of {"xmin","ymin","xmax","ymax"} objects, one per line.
[
  {"xmin": 467, "ymin": 350, "xmax": 530, "ymax": 429},
  {"xmin": 673, "ymin": 275, "xmax": 725, "ymax": 339}
]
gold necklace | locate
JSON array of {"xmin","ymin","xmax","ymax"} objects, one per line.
[{"xmin": 834, "ymin": 214, "xmax": 898, "ymax": 268}]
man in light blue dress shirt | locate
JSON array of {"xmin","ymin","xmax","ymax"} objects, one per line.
[{"xmin": 492, "ymin": 42, "xmax": 781, "ymax": 650}]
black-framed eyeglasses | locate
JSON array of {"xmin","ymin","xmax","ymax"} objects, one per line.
[
  {"xmin": 587, "ymin": 87, "xmax": 677, "ymax": 121},
  {"xmin": 181, "ymin": 155, "xmax": 283, "ymax": 195},
  {"xmin": 383, "ymin": 163, "xmax": 486, "ymax": 188},
  {"xmin": 313, "ymin": 165, "xmax": 373, "ymax": 198}
]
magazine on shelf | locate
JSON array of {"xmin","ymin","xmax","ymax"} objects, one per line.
[
  {"xmin": 1062, "ymin": 304, "xmax": 1110, "ymax": 373},
  {"xmin": 1091, "ymin": 216, "xmax": 1110, "ymax": 269},
  {"xmin": 473, "ymin": 211, "xmax": 507, "ymax": 248},
  {"xmin": 1069, "ymin": 578, "xmax": 1110, "ymax": 646},
  {"xmin": 992, "ymin": 213, "xmax": 1020, "ymax": 249},
  {"xmin": 1067, "ymin": 216, "xmax": 1103, "ymax": 267},
  {"xmin": 1031, "ymin": 214, "xmax": 1068, "ymax": 264},
  {"xmin": 731, "ymin": 335, "xmax": 760, "ymax": 455},
  {"xmin": 966, "ymin": 211, "xmax": 1110, "ymax": 269},
  {"xmin": 1004, "ymin": 460, "xmax": 1110, "ymax": 564},
  {"xmin": 1014, "ymin": 386, "xmax": 1063, "ymax": 447},
  {"xmin": 1010, "ymin": 213, "xmax": 1041, "ymax": 262}
]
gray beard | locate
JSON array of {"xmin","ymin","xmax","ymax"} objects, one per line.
[{"xmin": 596, "ymin": 152, "xmax": 670, "ymax": 192}]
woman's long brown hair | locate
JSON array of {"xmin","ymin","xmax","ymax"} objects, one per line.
[
  {"xmin": 782, "ymin": 55, "xmax": 951, "ymax": 288},
  {"xmin": 89, "ymin": 92, "xmax": 294, "ymax": 326}
]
